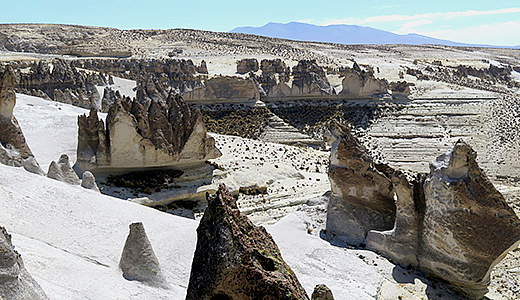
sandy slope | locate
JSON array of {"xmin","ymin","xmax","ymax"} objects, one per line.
[{"xmin": 13, "ymin": 94, "xmax": 107, "ymax": 172}]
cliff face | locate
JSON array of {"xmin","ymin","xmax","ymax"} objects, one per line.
[
  {"xmin": 75, "ymin": 92, "xmax": 220, "ymax": 172},
  {"xmin": 186, "ymin": 184, "xmax": 309, "ymax": 300},
  {"xmin": 327, "ymin": 122, "xmax": 520, "ymax": 299}
]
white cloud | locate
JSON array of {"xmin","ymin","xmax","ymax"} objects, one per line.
[
  {"xmin": 321, "ymin": 7, "xmax": 520, "ymax": 26},
  {"xmin": 412, "ymin": 21, "xmax": 520, "ymax": 46},
  {"xmin": 395, "ymin": 19, "xmax": 432, "ymax": 34}
]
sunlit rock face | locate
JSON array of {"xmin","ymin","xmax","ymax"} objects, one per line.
[
  {"xmin": 75, "ymin": 93, "xmax": 220, "ymax": 172},
  {"xmin": 186, "ymin": 184, "xmax": 309, "ymax": 300},
  {"xmin": 327, "ymin": 123, "xmax": 520, "ymax": 299}
]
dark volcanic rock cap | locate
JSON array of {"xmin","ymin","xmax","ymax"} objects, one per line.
[{"xmin": 186, "ymin": 184, "xmax": 309, "ymax": 300}]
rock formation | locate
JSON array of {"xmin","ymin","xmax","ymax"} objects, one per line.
[
  {"xmin": 0, "ymin": 226, "xmax": 49, "ymax": 300},
  {"xmin": 326, "ymin": 122, "xmax": 396, "ymax": 245},
  {"xmin": 389, "ymin": 81, "xmax": 414, "ymax": 98},
  {"xmin": 417, "ymin": 140, "xmax": 520, "ymax": 298},
  {"xmin": 251, "ymin": 59, "xmax": 333, "ymax": 99},
  {"xmin": 236, "ymin": 58, "xmax": 259, "ymax": 74},
  {"xmin": 16, "ymin": 59, "xmax": 104, "ymax": 109},
  {"xmin": 311, "ymin": 284, "xmax": 334, "ymax": 300},
  {"xmin": 72, "ymin": 58, "xmax": 206, "ymax": 94},
  {"xmin": 47, "ymin": 154, "xmax": 81, "ymax": 185},
  {"xmin": 75, "ymin": 92, "xmax": 220, "ymax": 172},
  {"xmin": 182, "ymin": 76, "xmax": 260, "ymax": 104},
  {"xmin": 340, "ymin": 62, "xmax": 389, "ymax": 96},
  {"xmin": 81, "ymin": 171, "xmax": 100, "ymax": 192},
  {"xmin": 0, "ymin": 65, "xmax": 44, "ymax": 175},
  {"xmin": 119, "ymin": 222, "xmax": 168, "ymax": 288},
  {"xmin": 186, "ymin": 184, "xmax": 309, "ymax": 300},
  {"xmin": 327, "ymin": 124, "xmax": 520, "ymax": 299}
]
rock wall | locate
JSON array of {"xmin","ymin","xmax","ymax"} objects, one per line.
[
  {"xmin": 327, "ymin": 123, "xmax": 520, "ymax": 299},
  {"xmin": 0, "ymin": 226, "xmax": 49, "ymax": 300},
  {"xmin": 186, "ymin": 184, "xmax": 309, "ymax": 300},
  {"xmin": 75, "ymin": 93, "xmax": 220, "ymax": 172}
]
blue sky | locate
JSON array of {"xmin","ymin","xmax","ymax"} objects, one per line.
[{"xmin": 2, "ymin": 0, "xmax": 520, "ymax": 46}]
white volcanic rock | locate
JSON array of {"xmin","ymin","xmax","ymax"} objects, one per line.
[
  {"xmin": 75, "ymin": 94, "xmax": 220, "ymax": 172},
  {"xmin": 0, "ymin": 66, "xmax": 44, "ymax": 175},
  {"xmin": 419, "ymin": 140, "xmax": 520, "ymax": 299},
  {"xmin": 47, "ymin": 154, "xmax": 80, "ymax": 185},
  {"xmin": 119, "ymin": 222, "xmax": 169, "ymax": 289},
  {"xmin": 365, "ymin": 170, "xmax": 419, "ymax": 268},
  {"xmin": 80, "ymin": 171, "xmax": 100, "ymax": 192},
  {"xmin": 0, "ymin": 226, "xmax": 49, "ymax": 300},
  {"xmin": 340, "ymin": 62, "xmax": 389, "ymax": 96},
  {"xmin": 326, "ymin": 122, "xmax": 396, "ymax": 245}
]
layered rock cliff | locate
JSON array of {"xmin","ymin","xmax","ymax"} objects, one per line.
[
  {"xmin": 186, "ymin": 184, "xmax": 309, "ymax": 300},
  {"xmin": 327, "ymin": 123, "xmax": 520, "ymax": 299},
  {"xmin": 75, "ymin": 92, "xmax": 220, "ymax": 172}
]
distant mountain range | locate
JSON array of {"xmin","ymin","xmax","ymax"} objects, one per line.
[{"xmin": 230, "ymin": 22, "xmax": 520, "ymax": 49}]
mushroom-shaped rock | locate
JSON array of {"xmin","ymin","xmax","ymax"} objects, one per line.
[
  {"xmin": 326, "ymin": 122, "xmax": 396, "ymax": 245},
  {"xmin": 81, "ymin": 171, "xmax": 100, "ymax": 192},
  {"xmin": 47, "ymin": 154, "xmax": 80, "ymax": 185},
  {"xmin": 0, "ymin": 226, "xmax": 49, "ymax": 300},
  {"xmin": 419, "ymin": 140, "xmax": 520, "ymax": 298},
  {"xmin": 119, "ymin": 222, "xmax": 168, "ymax": 288},
  {"xmin": 186, "ymin": 184, "xmax": 309, "ymax": 300},
  {"xmin": 311, "ymin": 284, "xmax": 334, "ymax": 300}
]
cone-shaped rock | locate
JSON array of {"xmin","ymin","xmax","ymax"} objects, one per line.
[
  {"xmin": 47, "ymin": 154, "xmax": 80, "ymax": 185},
  {"xmin": 119, "ymin": 222, "xmax": 168, "ymax": 288},
  {"xmin": 0, "ymin": 226, "xmax": 49, "ymax": 300},
  {"xmin": 186, "ymin": 184, "xmax": 309, "ymax": 300}
]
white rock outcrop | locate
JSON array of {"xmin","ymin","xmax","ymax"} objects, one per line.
[
  {"xmin": 81, "ymin": 171, "xmax": 100, "ymax": 192},
  {"xmin": 47, "ymin": 154, "xmax": 81, "ymax": 185},
  {"xmin": 119, "ymin": 222, "xmax": 169, "ymax": 288}
]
